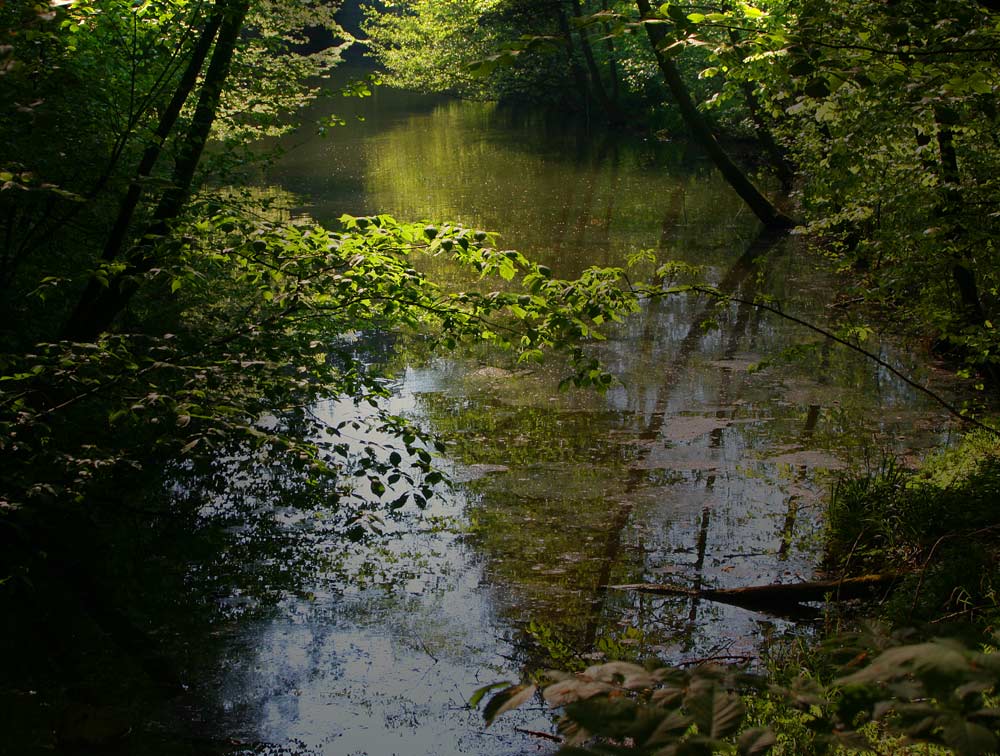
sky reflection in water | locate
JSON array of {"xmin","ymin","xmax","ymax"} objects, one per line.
[{"xmin": 203, "ymin": 85, "xmax": 954, "ymax": 755}]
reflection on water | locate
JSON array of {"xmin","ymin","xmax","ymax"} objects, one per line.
[
  {"xmin": 183, "ymin": 85, "xmax": 955, "ymax": 754},
  {"xmin": 272, "ymin": 94, "xmax": 755, "ymax": 276}
]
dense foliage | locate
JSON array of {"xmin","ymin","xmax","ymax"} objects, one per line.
[
  {"xmin": 825, "ymin": 431, "xmax": 1000, "ymax": 627},
  {"xmin": 368, "ymin": 0, "xmax": 1000, "ymax": 378},
  {"xmin": 482, "ymin": 629, "xmax": 1000, "ymax": 755},
  {"xmin": 4, "ymin": 0, "xmax": 1000, "ymax": 752},
  {"xmin": 0, "ymin": 1, "xmax": 637, "ymax": 520}
]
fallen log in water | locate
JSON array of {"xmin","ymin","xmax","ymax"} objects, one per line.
[{"xmin": 607, "ymin": 573, "xmax": 902, "ymax": 617}]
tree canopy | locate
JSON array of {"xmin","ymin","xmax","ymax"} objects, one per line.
[{"xmin": 0, "ymin": 0, "xmax": 640, "ymax": 525}]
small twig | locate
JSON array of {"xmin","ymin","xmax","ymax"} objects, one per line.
[
  {"xmin": 413, "ymin": 634, "xmax": 439, "ymax": 663},
  {"xmin": 514, "ymin": 727, "xmax": 563, "ymax": 743},
  {"xmin": 929, "ymin": 605, "xmax": 995, "ymax": 624},
  {"xmin": 828, "ymin": 297, "xmax": 866, "ymax": 309},
  {"xmin": 678, "ymin": 653, "xmax": 754, "ymax": 668},
  {"xmin": 36, "ymin": 362, "xmax": 158, "ymax": 418}
]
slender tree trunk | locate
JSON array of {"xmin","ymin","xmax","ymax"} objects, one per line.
[
  {"xmin": 634, "ymin": 0, "xmax": 792, "ymax": 229},
  {"xmin": 600, "ymin": 0, "xmax": 620, "ymax": 103},
  {"xmin": 555, "ymin": 2, "xmax": 592, "ymax": 108},
  {"xmin": 737, "ymin": 78, "xmax": 794, "ymax": 191},
  {"xmin": 610, "ymin": 573, "xmax": 902, "ymax": 616},
  {"xmin": 724, "ymin": 31, "xmax": 794, "ymax": 189},
  {"xmin": 568, "ymin": 0, "xmax": 621, "ymax": 123},
  {"xmin": 717, "ymin": 1, "xmax": 794, "ymax": 190},
  {"xmin": 934, "ymin": 108, "xmax": 987, "ymax": 326},
  {"xmin": 103, "ymin": 9, "xmax": 225, "ymax": 267},
  {"xmin": 64, "ymin": 0, "xmax": 250, "ymax": 342},
  {"xmin": 3, "ymin": 4, "xmax": 212, "ymax": 290},
  {"xmin": 64, "ymin": 8, "xmax": 225, "ymax": 334}
]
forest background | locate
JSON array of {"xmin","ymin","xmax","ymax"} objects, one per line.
[{"xmin": 3, "ymin": 0, "xmax": 1000, "ymax": 753}]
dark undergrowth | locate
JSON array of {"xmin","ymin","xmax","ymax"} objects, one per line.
[
  {"xmin": 825, "ymin": 429, "xmax": 1000, "ymax": 631},
  {"xmin": 479, "ymin": 429, "xmax": 1000, "ymax": 754}
]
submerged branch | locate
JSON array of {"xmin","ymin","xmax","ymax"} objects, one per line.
[{"xmin": 608, "ymin": 573, "xmax": 904, "ymax": 615}]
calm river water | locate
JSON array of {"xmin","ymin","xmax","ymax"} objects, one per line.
[{"xmin": 162, "ymin": 82, "xmax": 956, "ymax": 754}]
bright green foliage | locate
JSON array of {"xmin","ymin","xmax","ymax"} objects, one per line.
[
  {"xmin": 369, "ymin": 0, "xmax": 1000, "ymax": 381},
  {"xmin": 364, "ymin": 0, "xmax": 506, "ymax": 96},
  {"xmin": 722, "ymin": 0, "xmax": 1000, "ymax": 376},
  {"xmin": 0, "ymin": 0, "xmax": 345, "ymax": 305},
  {"xmin": 0, "ymin": 1, "xmax": 642, "ymax": 525},
  {"xmin": 364, "ymin": 0, "xmax": 653, "ymax": 114},
  {"xmin": 0, "ymin": 203, "xmax": 639, "ymax": 510},
  {"xmin": 219, "ymin": 1, "xmax": 348, "ymax": 142}
]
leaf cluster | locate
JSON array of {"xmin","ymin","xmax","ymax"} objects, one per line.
[{"xmin": 479, "ymin": 633, "xmax": 1000, "ymax": 755}]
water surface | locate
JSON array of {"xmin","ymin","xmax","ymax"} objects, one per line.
[{"xmin": 182, "ymin": 85, "xmax": 957, "ymax": 754}]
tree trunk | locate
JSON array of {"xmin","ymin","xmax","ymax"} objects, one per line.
[
  {"xmin": 610, "ymin": 573, "xmax": 903, "ymax": 615},
  {"xmin": 600, "ymin": 0, "xmax": 620, "ymax": 103},
  {"xmin": 555, "ymin": 2, "xmax": 592, "ymax": 109},
  {"xmin": 63, "ymin": 7, "xmax": 225, "ymax": 337},
  {"xmin": 569, "ymin": 0, "xmax": 622, "ymax": 123},
  {"xmin": 64, "ymin": 0, "xmax": 251, "ymax": 342},
  {"xmin": 103, "ymin": 8, "xmax": 225, "ymax": 266},
  {"xmin": 634, "ymin": 0, "xmax": 792, "ymax": 229},
  {"xmin": 717, "ymin": 1, "xmax": 794, "ymax": 190},
  {"xmin": 935, "ymin": 108, "xmax": 987, "ymax": 326}
]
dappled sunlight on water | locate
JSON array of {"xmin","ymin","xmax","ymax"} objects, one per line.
[{"xmin": 165, "ymin": 85, "xmax": 960, "ymax": 754}]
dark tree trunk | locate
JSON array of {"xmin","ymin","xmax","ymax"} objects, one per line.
[
  {"xmin": 555, "ymin": 2, "xmax": 592, "ymax": 108},
  {"xmin": 103, "ymin": 9, "xmax": 225, "ymax": 267},
  {"xmin": 739, "ymin": 79, "xmax": 795, "ymax": 191},
  {"xmin": 934, "ymin": 107, "xmax": 987, "ymax": 326},
  {"xmin": 635, "ymin": 0, "xmax": 792, "ymax": 229},
  {"xmin": 64, "ymin": 8, "xmax": 225, "ymax": 336},
  {"xmin": 600, "ymin": 0, "xmax": 620, "ymax": 102},
  {"xmin": 718, "ymin": 2, "xmax": 794, "ymax": 189},
  {"xmin": 610, "ymin": 573, "xmax": 903, "ymax": 617},
  {"xmin": 568, "ymin": 0, "xmax": 622, "ymax": 123},
  {"xmin": 64, "ymin": 1, "xmax": 251, "ymax": 342}
]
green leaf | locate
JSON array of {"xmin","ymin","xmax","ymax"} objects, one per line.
[
  {"xmin": 837, "ymin": 641, "xmax": 972, "ymax": 692},
  {"xmin": 469, "ymin": 680, "xmax": 511, "ymax": 709},
  {"xmin": 684, "ymin": 678, "xmax": 745, "ymax": 739},
  {"xmin": 804, "ymin": 78, "xmax": 830, "ymax": 98},
  {"xmin": 483, "ymin": 684, "xmax": 537, "ymax": 726},
  {"xmin": 939, "ymin": 717, "xmax": 997, "ymax": 755},
  {"xmin": 665, "ymin": 4, "xmax": 689, "ymax": 23},
  {"xmin": 563, "ymin": 695, "xmax": 645, "ymax": 740},
  {"xmin": 644, "ymin": 709, "xmax": 694, "ymax": 748},
  {"xmin": 518, "ymin": 349, "xmax": 545, "ymax": 364},
  {"xmin": 737, "ymin": 727, "xmax": 777, "ymax": 755}
]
